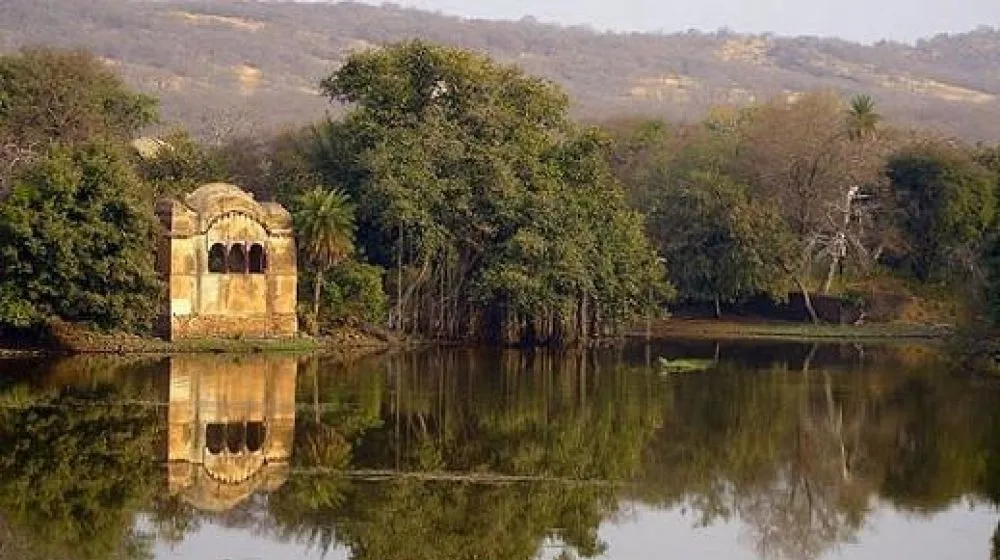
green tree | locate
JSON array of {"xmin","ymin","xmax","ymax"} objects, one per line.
[
  {"xmin": 652, "ymin": 171, "xmax": 795, "ymax": 315},
  {"xmin": 846, "ymin": 94, "xmax": 881, "ymax": 141},
  {"xmin": 887, "ymin": 144, "xmax": 996, "ymax": 281},
  {"xmin": 0, "ymin": 141, "xmax": 160, "ymax": 331},
  {"xmin": 322, "ymin": 260, "xmax": 389, "ymax": 326},
  {"xmin": 734, "ymin": 92, "xmax": 893, "ymax": 319},
  {"xmin": 606, "ymin": 113, "xmax": 799, "ymax": 317},
  {"xmin": 0, "ymin": 48, "xmax": 157, "ymax": 146},
  {"xmin": 0, "ymin": 48, "xmax": 157, "ymax": 201},
  {"xmin": 294, "ymin": 187, "xmax": 357, "ymax": 334},
  {"xmin": 308, "ymin": 40, "xmax": 666, "ymax": 343},
  {"xmin": 132, "ymin": 129, "xmax": 227, "ymax": 197}
]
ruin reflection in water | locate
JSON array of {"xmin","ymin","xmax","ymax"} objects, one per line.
[
  {"xmin": 165, "ymin": 356, "xmax": 296, "ymax": 512},
  {"xmin": 1, "ymin": 343, "xmax": 1000, "ymax": 560}
]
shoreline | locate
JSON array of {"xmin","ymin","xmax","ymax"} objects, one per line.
[
  {"xmin": 1, "ymin": 320, "xmax": 955, "ymax": 359},
  {"xmin": 0, "ymin": 324, "xmax": 397, "ymax": 359},
  {"xmin": 627, "ymin": 319, "xmax": 954, "ymax": 343}
]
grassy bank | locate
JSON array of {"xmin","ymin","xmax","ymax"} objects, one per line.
[
  {"xmin": 631, "ymin": 319, "xmax": 953, "ymax": 342},
  {"xmin": 0, "ymin": 323, "xmax": 393, "ymax": 357}
]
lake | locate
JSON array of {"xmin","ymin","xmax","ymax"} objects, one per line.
[{"xmin": 0, "ymin": 339, "xmax": 998, "ymax": 560}]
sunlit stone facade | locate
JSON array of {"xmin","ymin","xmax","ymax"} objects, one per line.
[{"xmin": 155, "ymin": 183, "xmax": 297, "ymax": 340}]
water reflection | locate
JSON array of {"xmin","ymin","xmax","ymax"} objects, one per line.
[
  {"xmin": 0, "ymin": 356, "xmax": 165, "ymax": 560},
  {"xmin": 165, "ymin": 356, "xmax": 296, "ymax": 512},
  {"xmin": 0, "ymin": 342, "xmax": 999, "ymax": 560},
  {"xmin": 638, "ymin": 340, "xmax": 999, "ymax": 560},
  {"xmin": 271, "ymin": 350, "xmax": 659, "ymax": 560}
]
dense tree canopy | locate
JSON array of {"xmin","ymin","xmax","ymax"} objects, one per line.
[
  {"xmin": 650, "ymin": 171, "xmax": 795, "ymax": 314},
  {"xmin": 293, "ymin": 41, "xmax": 667, "ymax": 344},
  {"xmin": 0, "ymin": 49, "xmax": 162, "ymax": 334},
  {"xmin": 0, "ymin": 141, "xmax": 160, "ymax": 331},
  {"xmin": 887, "ymin": 145, "xmax": 997, "ymax": 282},
  {"xmin": 0, "ymin": 48, "xmax": 156, "ymax": 146},
  {"xmin": 0, "ymin": 48, "xmax": 157, "ymax": 200},
  {"xmin": 7, "ymin": 42, "xmax": 1000, "ymax": 337},
  {"xmin": 604, "ymin": 90, "xmax": 1000, "ymax": 325}
]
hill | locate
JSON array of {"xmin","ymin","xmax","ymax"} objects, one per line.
[{"xmin": 3, "ymin": 0, "xmax": 1000, "ymax": 140}]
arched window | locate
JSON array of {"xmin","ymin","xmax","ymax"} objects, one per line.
[
  {"xmin": 208, "ymin": 243, "xmax": 227, "ymax": 273},
  {"xmin": 246, "ymin": 421, "xmax": 266, "ymax": 452},
  {"xmin": 226, "ymin": 422, "xmax": 246, "ymax": 454},
  {"xmin": 227, "ymin": 244, "xmax": 247, "ymax": 273},
  {"xmin": 206, "ymin": 423, "xmax": 225, "ymax": 455},
  {"xmin": 248, "ymin": 244, "xmax": 266, "ymax": 274}
]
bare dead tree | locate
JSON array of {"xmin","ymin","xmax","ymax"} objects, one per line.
[
  {"xmin": 735, "ymin": 91, "xmax": 894, "ymax": 310},
  {"xmin": 0, "ymin": 142, "xmax": 38, "ymax": 201}
]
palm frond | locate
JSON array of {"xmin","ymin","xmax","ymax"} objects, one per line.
[{"xmin": 295, "ymin": 186, "xmax": 356, "ymax": 270}]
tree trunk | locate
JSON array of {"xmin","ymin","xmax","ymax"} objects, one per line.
[
  {"xmin": 396, "ymin": 225, "xmax": 403, "ymax": 332},
  {"xmin": 400, "ymin": 258, "xmax": 431, "ymax": 322},
  {"xmin": 312, "ymin": 270, "xmax": 323, "ymax": 335},
  {"xmin": 714, "ymin": 295, "xmax": 722, "ymax": 319},
  {"xmin": 822, "ymin": 255, "xmax": 838, "ymax": 295},
  {"xmin": 439, "ymin": 255, "xmax": 446, "ymax": 338},
  {"xmin": 824, "ymin": 187, "xmax": 859, "ymax": 295},
  {"xmin": 795, "ymin": 276, "xmax": 819, "ymax": 323}
]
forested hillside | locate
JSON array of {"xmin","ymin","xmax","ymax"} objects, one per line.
[{"xmin": 3, "ymin": 0, "xmax": 1000, "ymax": 139}]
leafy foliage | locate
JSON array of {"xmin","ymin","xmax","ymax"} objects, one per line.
[
  {"xmin": 651, "ymin": 171, "xmax": 795, "ymax": 308},
  {"xmin": 606, "ymin": 92, "xmax": 910, "ymax": 322},
  {"xmin": 295, "ymin": 187, "xmax": 356, "ymax": 273},
  {"xmin": 0, "ymin": 48, "xmax": 157, "ymax": 200},
  {"xmin": 888, "ymin": 145, "xmax": 997, "ymax": 281},
  {"xmin": 307, "ymin": 41, "xmax": 667, "ymax": 343},
  {"xmin": 294, "ymin": 186, "xmax": 357, "ymax": 333},
  {"xmin": 321, "ymin": 260, "xmax": 388, "ymax": 326},
  {"xmin": 846, "ymin": 93, "xmax": 882, "ymax": 141},
  {"xmin": 0, "ymin": 141, "xmax": 160, "ymax": 331},
  {"xmin": 132, "ymin": 129, "xmax": 227, "ymax": 197},
  {"xmin": 0, "ymin": 383, "xmax": 160, "ymax": 560},
  {"xmin": 0, "ymin": 48, "xmax": 157, "ymax": 146}
]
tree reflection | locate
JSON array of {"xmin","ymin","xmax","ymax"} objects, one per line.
[
  {"xmin": 1, "ymin": 343, "xmax": 1000, "ymax": 560},
  {"xmin": 267, "ymin": 348, "xmax": 662, "ymax": 559},
  {"xmin": 323, "ymin": 480, "xmax": 613, "ymax": 560},
  {"xmin": 636, "ymin": 341, "xmax": 1000, "ymax": 560},
  {"xmin": 0, "ymin": 357, "xmax": 163, "ymax": 560}
]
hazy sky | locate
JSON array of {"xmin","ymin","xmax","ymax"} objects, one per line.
[{"xmin": 345, "ymin": 0, "xmax": 1000, "ymax": 43}]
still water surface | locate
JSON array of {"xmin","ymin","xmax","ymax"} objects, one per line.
[{"xmin": 1, "ymin": 340, "xmax": 998, "ymax": 560}]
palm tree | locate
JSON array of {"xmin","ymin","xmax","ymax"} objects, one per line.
[
  {"xmin": 846, "ymin": 94, "xmax": 881, "ymax": 141},
  {"xmin": 295, "ymin": 187, "xmax": 356, "ymax": 334}
]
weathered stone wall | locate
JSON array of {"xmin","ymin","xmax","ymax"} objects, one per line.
[
  {"xmin": 169, "ymin": 313, "xmax": 297, "ymax": 339},
  {"xmin": 156, "ymin": 183, "xmax": 298, "ymax": 340}
]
